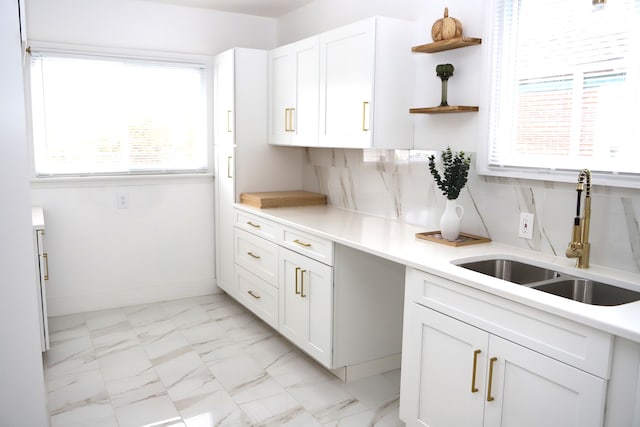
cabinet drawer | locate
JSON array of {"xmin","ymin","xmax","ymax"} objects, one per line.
[
  {"xmin": 235, "ymin": 266, "xmax": 278, "ymax": 329},
  {"xmin": 280, "ymin": 225, "xmax": 334, "ymax": 266},
  {"xmin": 406, "ymin": 267, "xmax": 613, "ymax": 379},
  {"xmin": 234, "ymin": 228, "xmax": 278, "ymax": 286},
  {"xmin": 234, "ymin": 209, "xmax": 278, "ymax": 242}
]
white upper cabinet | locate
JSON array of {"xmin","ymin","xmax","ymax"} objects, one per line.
[
  {"xmin": 214, "ymin": 49, "xmax": 235, "ymax": 146},
  {"xmin": 318, "ymin": 17, "xmax": 414, "ymax": 149},
  {"xmin": 268, "ymin": 16, "xmax": 414, "ymax": 149},
  {"xmin": 268, "ymin": 36, "xmax": 319, "ymax": 146}
]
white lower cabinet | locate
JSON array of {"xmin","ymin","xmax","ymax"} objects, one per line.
[
  {"xmin": 232, "ymin": 208, "xmax": 405, "ymax": 379},
  {"xmin": 279, "ymin": 246, "xmax": 333, "ymax": 368},
  {"xmin": 400, "ymin": 268, "xmax": 608, "ymax": 427},
  {"xmin": 234, "ymin": 265, "xmax": 278, "ymax": 329}
]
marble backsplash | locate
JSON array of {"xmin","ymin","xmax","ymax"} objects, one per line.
[{"xmin": 302, "ymin": 148, "xmax": 640, "ymax": 274}]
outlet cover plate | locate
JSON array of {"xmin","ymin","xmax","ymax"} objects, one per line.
[{"xmin": 519, "ymin": 212, "xmax": 534, "ymax": 239}]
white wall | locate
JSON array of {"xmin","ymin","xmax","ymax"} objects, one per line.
[
  {"xmin": 27, "ymin": 0, "xmax": 277, "ymax": 55},
  {"xmin": 27, "ymin": 0, "xmax": 279, "ymax": 315},
  {"xmin": 0, "ymin": 0, "xmax": 49, "ymax": 423},
  {"xmin": 32, "ymin": 178, "xmax": 216, "ymax": 316},
  {"xmin": 276, "ymin": 0, "xmax": 421, "ymax": 45}
]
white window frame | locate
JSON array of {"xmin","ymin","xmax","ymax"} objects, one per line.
[
  {"xmin": 26, "ymin": 42, "xmax": 214, "ymax": 181},
  {"xmin": 477, "ymin": 0, "xmax": 640, "ymax": 189}
]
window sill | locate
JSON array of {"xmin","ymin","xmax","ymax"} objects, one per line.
[{"xmin": 31, "ymin": 172, "xmax": 214, "ymax": 188}]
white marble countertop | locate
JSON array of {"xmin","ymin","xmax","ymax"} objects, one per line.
[
  {"xmin": 235, "ymin": 203, "xmax": 640, "ymax": 343},
  {"xmin": 32, "ymin": 206, "xmax": 45, "ymax": 230}
]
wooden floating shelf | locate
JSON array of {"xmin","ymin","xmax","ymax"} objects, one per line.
[
  {"xmin": 410, "ymin": 106, "xmax": 479, "ymax": 114},
  {"xmin": 412, "ymin": 37, "xmax": 482, "ymax": 53}
]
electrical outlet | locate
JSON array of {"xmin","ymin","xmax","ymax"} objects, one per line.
[
  {"xmin": 519, "ymin": 212, "xmax": 534, "ymax": 239},
  {"xmin": 117, "ymin": 193, "xmax": 129, "ymax": 209}
]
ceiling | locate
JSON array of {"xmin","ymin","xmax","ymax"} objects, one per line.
[{"xmin": 147, "ymin": 0, "xmax": 316, "ymax": 17}]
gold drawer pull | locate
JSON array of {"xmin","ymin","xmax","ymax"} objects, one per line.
[
  {"xmin": 295, "ymin": 267, "xmax": 301, "ymax": 294},
  {"xmin": 247, "ymin": 221, "xmax": 261, "ymax": 228},
  {"xmin": 227, "ymin": 110, "xmax": 233, "ymax": 132},
  {"xmin": 247, "ymin": 290, "xmax": 261, "ymax": 299},
  {"xmin": 43, "ymin": 253, "xmax": 49, "ymax": 280},
  {"xmin": 284, "ymin": 108, "xmax": 290, "ymax": 132},
  {"xmin": 471, "ymin": 349, "xmax": 481, "ymax": 393},
  {"xmin": 247, "ymin": 251, "xmax": 261, "ymax": 259},
  {"xmin": 362, "ymin": 101, "xmax": 369, "ymax": 131},
  {"xmin": 300, "ymin": 269, "xmax": 307, "ymax": 298},
  {"xmin": 293, "ymin": 239, "xmax": 311, "ymax": 247},
  {"xmin": 487, "ymin": 357, "xmax": 498, "ymax": 402},
  {"xmin": 289, "ymin": 108, "xmax": 295, "ymax": 132}
]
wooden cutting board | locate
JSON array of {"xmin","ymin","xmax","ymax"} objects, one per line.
[{"xmin": 240, "ymin": 191, "xmax": 327, "ymax": 209}]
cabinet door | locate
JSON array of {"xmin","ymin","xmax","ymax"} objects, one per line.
[
  {"xmin": 214, "ymin": 145, "xmax": 235, "ymax": 294},
  {"xmin": 35, "ymin": 229, "xmax": 50, "ymax": 351},
  {"xmin": 318, "ymin": 18, "xmax": 375, "ymax": 148},
  {"xmin": 484, "ymin": 335, "xmax": 607, "ymax": 427},
  {"xmin": 279, "ymin": 246, "xmax": 333, "ymax": 368},
  {"xmin": 268, "ymin": 37, "xmax": 319, "ymax": 146},
  {"xmin": 268, "ymin": 45, "xmax": 293, "ymax": 145},
  {"xmin": 214, "ymin": 49, "xmax": 235, "ymax": 146},
  {"xmin": 400, "ymin": 303, "xmax": 487, "ymax": 427}
]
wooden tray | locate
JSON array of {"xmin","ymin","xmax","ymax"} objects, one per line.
[
  {"xmin": 240, "ymin": 191, "xmax": 327, "ymax": 209},
  {"xmin": 416, "ymin": 231, "xmax": 491, "ymax": 247}
]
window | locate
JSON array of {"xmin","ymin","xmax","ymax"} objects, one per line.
[
  {"xmin": 481, "ymin": 0, "xmax": 640, "ymax": 186},
  {"xmin": 30, "ymin": 49, "xmax": 208, "ymax": 177}
]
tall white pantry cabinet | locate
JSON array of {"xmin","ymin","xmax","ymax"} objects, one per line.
[{"xmin": 213, "ymin": 48, "xmax": 302, "ymax": 294}]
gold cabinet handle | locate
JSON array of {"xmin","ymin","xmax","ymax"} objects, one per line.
[
  {"xmin": 289, "ymin": 107, "xmax": 295, "ymax": 132},
  {"xmin": 247, "ymin": 251, "xmax": 261, "ymax": 259},
  {"xmin": 227, "ymin": 110, "xmax": 233, "ymax": 132},
  {"xmin": 227, "ymin": 156, "xmax": 233, "ymax": 178},
  {"xmin": 362, "ymin": 101, "xmax": 369, "ymax": 131},
  {"xmin": 246, "ymin": 221, "xmax": 261, "ymax": 228},
  {"xmin": 293, "ymin": 239, "xmax": 311, "ymax": 247},
  {"xmin": 43, "ymin": 253, "xmax": 49, "ymax": 280},
  {"xmin": 247, "ymin": 290, "xmax": 261, "ymax": 299},
  {"xmin": 300, "ymin": 269, "xmax": 307, "ymax": 298},
  {"xmin": 295, "ymin": 267, "xmax": 301, "ymax": 295},
  {"xmin": 487, "ymin": 357, "xmax": 498, "ymax": 402},
  {"xmin": 471, "ymin": 349, "xmax": 481, "ymax": 393},
  {"xmin": 284, "ymin": 108, "xmax": 289, "ymax": 132}
]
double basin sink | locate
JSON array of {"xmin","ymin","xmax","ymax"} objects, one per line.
[{"xmin": 455, "ymin": 258, "xmax": 640, "ymax": 306}]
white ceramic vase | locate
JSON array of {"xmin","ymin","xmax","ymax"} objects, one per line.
[{"xmin": 440, "ymin": 199, "xmax": 464, "ymax": 241}]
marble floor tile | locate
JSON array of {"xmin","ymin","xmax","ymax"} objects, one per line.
[
  {"xmin": 287, "ymin": 378, "xmax": 368, "ymax": 424},
  {"xmin": 44, "ymin": 335, "xmax": 98, "ymax": 380},
  {"xmin": 173, "ymin": 378, "xmax": 251, "ymax": 427},
  {"xmin": 45, "ymin": 293, "xmax": 406, "ymax": 427},
  {"xmin": 242, "ymin": 333, "xmax": 296, "ymax": 370},
  {"xmin": 134, "ymin": 318, "xmax": 179, "ymax": 345},
  {"xmin": 97, "ymin": 346, "xmax": 153, "ymax": 382},
  {"xmin": 113, "ymin": 394, "xmax": 181, "ymax": 427},
  {"xmin": 48, "ymin": 370, "xmax": 114, "ymax": 427},
  {"xmin": 238, "ymin": 391, "xmax": 318, "ymax": 427},
  {"xmin": 105, "ymin": 369, "xmax": 166, "ymax": 409}
]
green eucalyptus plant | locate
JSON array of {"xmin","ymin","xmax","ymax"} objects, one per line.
[{"xmin": 428, "ymin": 147, "xmax": 471, "ymax": 200}]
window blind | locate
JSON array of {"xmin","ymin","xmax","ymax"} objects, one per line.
[
  {"xmin": 486, "ymin": 0, "xmax": 640, "ymax": 177},
  {"xmin": 30, "ymin": 52, "xmax": 208, "ymax": 177}
]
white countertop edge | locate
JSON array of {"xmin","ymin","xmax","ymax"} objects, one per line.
[
  {"xmin": 32, "ymin": 206, "xmax": 44, "ymax": 230},
  {"xmin": 235, "ymin": 203, "xmax": 640, "ymax": 343}
]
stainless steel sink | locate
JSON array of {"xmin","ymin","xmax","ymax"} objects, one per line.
[
  {"xmin": 532, "ymin": 279, "xmax": 640, "ymax": 306},
  {"xmin": 457, "ymin": 259, "xmax": 560, "ymax": 285},
  {"xmin": 455, "ymin": 257, "xmax": 640, "ymax": 306}
]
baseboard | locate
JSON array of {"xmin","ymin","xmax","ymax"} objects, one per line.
[
  {"xmin": 47, "ymin": 279, "xmax": 219, "ymax": 316},
  {"xmin": 330, "ymin": 353, "xmax": 402, "ymax": 383}
]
